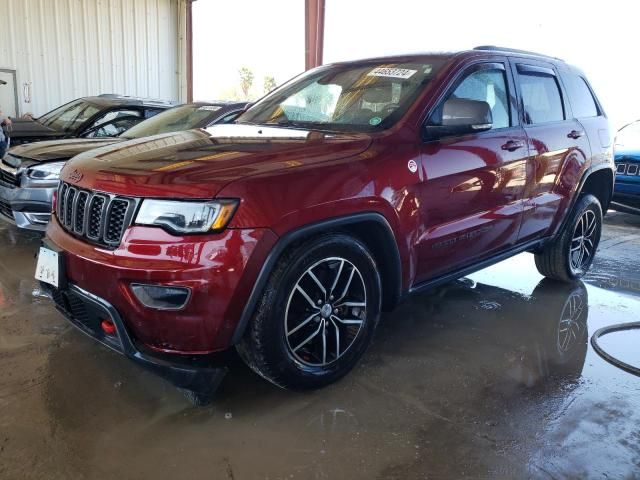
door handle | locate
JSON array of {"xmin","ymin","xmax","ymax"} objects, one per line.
[
  {"xmin": 501, "ymin": 140, "xmax": 525, "ymax": 151},
  {"xmin": 567, "ymin": 130, "xmax": 585, "ymax": 139}
]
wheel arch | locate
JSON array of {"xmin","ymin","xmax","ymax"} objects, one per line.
[
  {"xmin": 554, "ymin": 164, "xmax": 614, "ymax": 238},
  {"xmin": 231, "ymin": 212, "xmax": 403, "ymax": 344},
  {"xmin": 580, "ymin": 167, "xmax": 614, "ymax": 213}
]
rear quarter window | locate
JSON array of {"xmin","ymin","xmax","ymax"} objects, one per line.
[{"xmin": 563, "ymin": 73, "xmax": 599, "ymax": 118}]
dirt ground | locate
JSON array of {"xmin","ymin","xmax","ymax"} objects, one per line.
[{"xmin": 0, "ymin": 211, "xmax": 639, "ymax": 479}]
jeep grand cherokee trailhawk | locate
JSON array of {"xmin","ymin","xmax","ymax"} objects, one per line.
[{"xmin": 37, "ymin": 47, "xmax": 614, "ymax": 402}]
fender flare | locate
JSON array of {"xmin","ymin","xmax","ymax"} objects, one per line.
[
  {"xmin": 231, "ymin": 212, "xmax": 402, "ymax": 344},
  {"xmin": 554, "ymin": 163, "xmax": 615, "ymax": 237}
]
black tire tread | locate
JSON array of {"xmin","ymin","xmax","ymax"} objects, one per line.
[
  {"xmin": 237, "ymin": 234, "xmax": 380, "ymax": 390},
  {"xmin": 236, "ymin": 241, "xmax": 301, "ymax": 389},
  {"xmin": 534, "ymin": 194, "xmax": 602, "ymax": 282}
]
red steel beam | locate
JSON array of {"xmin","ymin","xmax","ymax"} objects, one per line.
[
  {"xmin": 186, "ymin": 0, "xmax": 194, "ymax": 102},
  {"xmin": 305, "ymin": 0, "xmax": 326, "ymax": 70}
]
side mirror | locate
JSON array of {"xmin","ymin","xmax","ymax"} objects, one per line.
[{"xmin": 424, "ymin": 98, "xmax": 493, "ymax": 141}]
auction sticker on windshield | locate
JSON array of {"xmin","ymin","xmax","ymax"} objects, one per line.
[
  {"xmin": 368, "ymin": 67, "xmax": 417, "ymax": 79},
  {"xmin": 35, "ymin": 246, "xmax": 59, "ymax": 287}
]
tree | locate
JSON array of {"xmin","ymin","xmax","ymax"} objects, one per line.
[
  {"xmin": 263, "ymin": 75, "xmax": 277, "ymax": 94},
  {"xmin": 238, "ymin": 67, "xmax": 254, "ymax": 100}
]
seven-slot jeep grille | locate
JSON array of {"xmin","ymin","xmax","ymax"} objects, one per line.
[
  {"xmin": 56, "ymin": 182, "xmax": 137, "ymax": 248},
  {"xmin": 616, "ymin": 162, "xmax": 640, "ymax": 177}
]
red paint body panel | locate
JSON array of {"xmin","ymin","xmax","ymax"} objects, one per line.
[
  {"xmin": 47, "ymin": 216, "xmax": 276, "ymax": 353},
  {"xmin": 45, "ymin": 50, "xmax": 614, "ymax": 357}
]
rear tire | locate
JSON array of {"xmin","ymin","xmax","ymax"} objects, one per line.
[
  {"xmin": 534, "ymin": 194, "xmax": 602, "ymax": 282},
  {"xmin": 237, "ymin": 234, "xmax": 382, "ymax": 390},
  {"xmin": 531, "ymin": 279, "xmax": 588, "ymax": 376}
]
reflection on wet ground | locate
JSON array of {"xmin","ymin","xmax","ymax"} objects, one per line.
[{"xmin": 0, "ymin": 212, "xmax": 639, "ymax": 479}]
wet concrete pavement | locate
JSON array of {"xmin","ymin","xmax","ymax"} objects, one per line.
[{"xmin": 0, "ymin": 212, "xmax": 639, "ymax": 479}]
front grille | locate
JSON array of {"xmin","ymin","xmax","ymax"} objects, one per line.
[
  {"xmin": 105, "ymin": 199, "xmax": 130, "ymax": 243},
  {"xmin": 0, "ymin": 199, "xmax": 13, "ymax": 219},
  {"xmin": 56, "ymin": 182, "xmax": 137, "ymax": 248},
  {"xmin": 0, "ymin": 164, "xmax": 19, "ymax": 188},
  {"xmin": 616, "ymin": 162, "xmax": 640, "ymax": 177}
]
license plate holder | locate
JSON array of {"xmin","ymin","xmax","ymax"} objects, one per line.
[{"xmin": 35, "ymin": 241, "xmax": 66, "ymax": 289}]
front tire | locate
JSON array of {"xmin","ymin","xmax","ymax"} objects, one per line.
[
  {"xmin": 534, "ymin": 194, "xmax": 603, "ymax": 282},
  {"xmin": 237, "ymin": 234, "xmax": 382, "ymax": 390}
]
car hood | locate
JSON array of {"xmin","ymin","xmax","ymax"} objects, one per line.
[
  {"xmin": 61, "ymin": 124, "xmax": 373, "ymax": 198},
  {"xmin": 615, "ymin": 148, "xmax": 640, "ymax": 163},
  {"xmin": 6, "ymin": 138, "xmax": 122, "ymax": 167},
  {"xmin": 8, "ymin": 118, "xmax": 65, "ymax": 140}
]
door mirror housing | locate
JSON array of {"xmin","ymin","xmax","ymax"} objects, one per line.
[{"xmin": 424, "ymin": 98, "xmax": 493, "ymax": 141}]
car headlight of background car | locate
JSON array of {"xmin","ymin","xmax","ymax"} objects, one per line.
[
  {"xmin": 135, "ymin": 199, "xmax": 238, "ymax": 234},
  {"xmin": 27, "ymin": 161, "xmax": 67, "ymax": 181}
]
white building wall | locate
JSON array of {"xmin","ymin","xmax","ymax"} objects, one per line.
[{"xmin": 0, "ymin": 0, "xmax": 187, "ymax": 117}]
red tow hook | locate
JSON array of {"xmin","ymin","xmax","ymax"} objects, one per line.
[{"xmin": 101, "ymin": 319, "xmax": 117, "ymax": 335}]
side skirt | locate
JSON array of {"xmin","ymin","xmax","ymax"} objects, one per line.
[{"xmin": 407, "ymin": 238, "xmax": 547, "ymax": 297}]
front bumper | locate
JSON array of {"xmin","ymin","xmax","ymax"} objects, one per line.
[
  {"xmin": 45, "ymin": 215, "xmax": 278, "ymax": 353},
  {"xmin": 0, "ymin": 180, "xmax": 55, "ymax": 231},
  {"xmin": 42, "ymin": 280, "xmax": 228, "ymax": 393}
]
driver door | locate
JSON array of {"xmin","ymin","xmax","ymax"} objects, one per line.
[{"xmin": 414, "ymin": 61, "xmax": 529, "ymax": 282}]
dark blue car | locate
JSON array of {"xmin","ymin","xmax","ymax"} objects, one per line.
[{"xmin": 613, "ymin": 120, "xmax": 640, "ymax": 212}]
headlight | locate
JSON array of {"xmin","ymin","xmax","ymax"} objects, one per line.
[
  {"xmin": 27, "ymin": 161, "xmax": 66, "ymax": 180},
  {"xmin": 135, "ymin": 199, "xmax": 238, "ymax": 234}
]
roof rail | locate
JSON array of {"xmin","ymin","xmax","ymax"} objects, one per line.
[{"xmin": 473, "ymin": 45, "xmax": 563, "ymax": 61}]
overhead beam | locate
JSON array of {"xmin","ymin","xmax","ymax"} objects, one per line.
[{"xmin": 305, "ymin": 0, "xmax": 325, "ymax": 70}]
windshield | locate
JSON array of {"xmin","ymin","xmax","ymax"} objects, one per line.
[
  {"xmin": 237, "ymin": 60, "xmax": 447, "ymax": 132},
  {"xmin": 38, "ymin": 99, "xmax": 101, "ymax": 132},
  {"xmin": 121, "ymin": 104, "xmax": 222, "ymax": 139},
  {"xmin": 616, "ymin": 120, "xmax": 640, "ymax": 150}
]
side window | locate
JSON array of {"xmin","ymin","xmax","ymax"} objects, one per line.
[
  {"xmin": 448, "ymin": 68, "xmax": 510, "ymax": 129},
  {"xmin": 213, "ymin": 111, "xmax": 242, "ymax": 125},
  {"xmin": 144, "ymin": 108, "xmax": 164, "ymax": 119},
  {"xmin": 84, "ymin": 117, "xmax": 142, "ymax": 138},
  {"xmin": 563, "ymin": 73, "xmax": 599, "ymax": 118},
  {"xmin": 88, "ymin": 109, "xmax": 141, "ymax": 130},
  {"xmin": 518, "ymin": 71, "xmax": 564, "ymax": 124},
  {"xmin": 429, "ymin": 67, "xmax": 510, "ymax": 130}
]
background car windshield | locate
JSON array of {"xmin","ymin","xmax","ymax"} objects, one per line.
[
  {"xmin": 121, "ymin": 104, "xmax": 220, "ymax": 139},
  {"xmin": 38, "ymin": 99, "xmax": 101, "ymax": 132},
  {"xmin": 616, "ymin": 120, "xmax": 640, "ymax": 149},
  {"xmin": 238, "ymin": 60, "xmax": 446, "ymax": 132}
]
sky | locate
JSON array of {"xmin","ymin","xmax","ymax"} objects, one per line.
[{"xmin": 193, "ymin": 0, "xmax": 639, "ymax": 130}]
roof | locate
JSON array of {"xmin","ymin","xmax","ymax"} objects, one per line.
[
  {"xmin": 190, "ymin": 100, "xmax": 251, "ymax": 109},
  {"xmin": 327, "ymin": 46, "xmax": 566, "ymax": 68},
  {"xmin": 85, "ymin": 94, "xmax": 179, "ymax": 108}
]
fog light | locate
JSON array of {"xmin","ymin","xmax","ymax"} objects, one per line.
[{"xmin": 130, "ymin": 284, "xmax": 191, "ymax": 310}]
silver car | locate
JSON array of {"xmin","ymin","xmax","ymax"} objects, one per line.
[{"xmin": 0, "ymin": 101, "xmax": 248, "ymax": 231}]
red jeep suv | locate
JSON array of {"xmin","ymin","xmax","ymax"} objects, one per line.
[{"xmin": 37, "ymin": 46, "xmax": 614, "ymax": 399}]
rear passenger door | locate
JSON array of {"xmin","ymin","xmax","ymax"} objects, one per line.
[{"xmin": 512, "ymin": 60, "xmax": 591, "ymax": 242}]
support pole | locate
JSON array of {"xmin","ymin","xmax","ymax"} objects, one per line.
[
  {"xmin": 305, "ymin": 0, "xmax": 325, "ymax": 70},
  {"xmin": 186, "ymin": 0, "xmax": 194, "ymax": 102}
]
